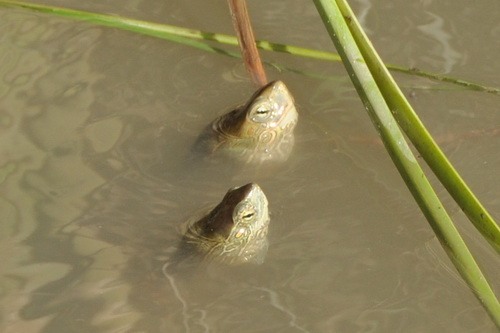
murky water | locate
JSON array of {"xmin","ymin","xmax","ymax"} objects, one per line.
[{"xmin": 1, "ymin": 0, "xmax": 499, "ymax": 332}]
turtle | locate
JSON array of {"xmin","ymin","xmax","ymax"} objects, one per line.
[
  {"xmin": 195, "ymin": 80, "xmax": 298, "ymax": 163},
  {"xmin": 181, "ymin": 183, "xmax": 270, "ymax": 265}
]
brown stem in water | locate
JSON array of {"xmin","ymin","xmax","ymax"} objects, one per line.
[{"xmin": 227, "ymin": 0, "xmax": 268, "ymax": 87}]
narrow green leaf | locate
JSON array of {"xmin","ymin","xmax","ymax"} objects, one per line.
[
  {"xmin": 312, "ymin": 0, "xmax": 500, "ymax": 328},
  {"xmin": 0, "ymin": 0, "xmax": 499, "ymax": 94}
]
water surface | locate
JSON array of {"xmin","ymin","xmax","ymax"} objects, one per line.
[{"xmin": 1, "ymin": 1, "xmax": 499, "ymax": 332}]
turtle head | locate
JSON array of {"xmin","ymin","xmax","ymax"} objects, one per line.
[
  {"xmin": 186, "ymin": 183, "xmax": 270, "ymax": 264},
  {"xmin": 196, "ymin": 183, "xmax": 269, "ymax": 243},
  {"xmin": 241, "ymin": 80, "xmax": 298, "ymax": 139},
  {"xmin": 218, "ymin": 80, "xmax": 298, "ymax": 140}
]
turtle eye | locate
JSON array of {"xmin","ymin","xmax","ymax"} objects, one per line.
[
  {"xmin": 256, "ymin": 106, "xmax": 270, "ymax": 114},
  {"xmin": 234, "ymin": 203, "xmax": 256, "ymax": 222},
  {"xmin": 242, "ymin": 211, "xmax": 255, "ymax": 220},
  {"xmin": 251, "ymin": 103, "xmax": 273, "ymax": 122}
]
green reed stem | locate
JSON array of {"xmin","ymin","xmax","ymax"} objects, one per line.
[
  {"xmin": 335, "ymin": 0, "xmax": 500, "ymax": 256},
  {"xmin": 0, "ymin": 0, "xmax": 499, "ymax": 94},
  {"xmin": 312, "ymin": 0, "xmax": 500, "ymax": 328}
]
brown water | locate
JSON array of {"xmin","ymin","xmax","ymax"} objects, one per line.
[{"xmin": 1, "ymin": 1, "xmax": 499, "ymax": 332}]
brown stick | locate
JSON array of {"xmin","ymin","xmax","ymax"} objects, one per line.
[{"xmin": 227, "ymin": 0, "xmax": 268, "ymax": 87}]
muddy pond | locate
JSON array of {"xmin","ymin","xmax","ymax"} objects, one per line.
[{"xmin": 1, "ymin": 0, "xmax": 499, "ymax": 332}]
